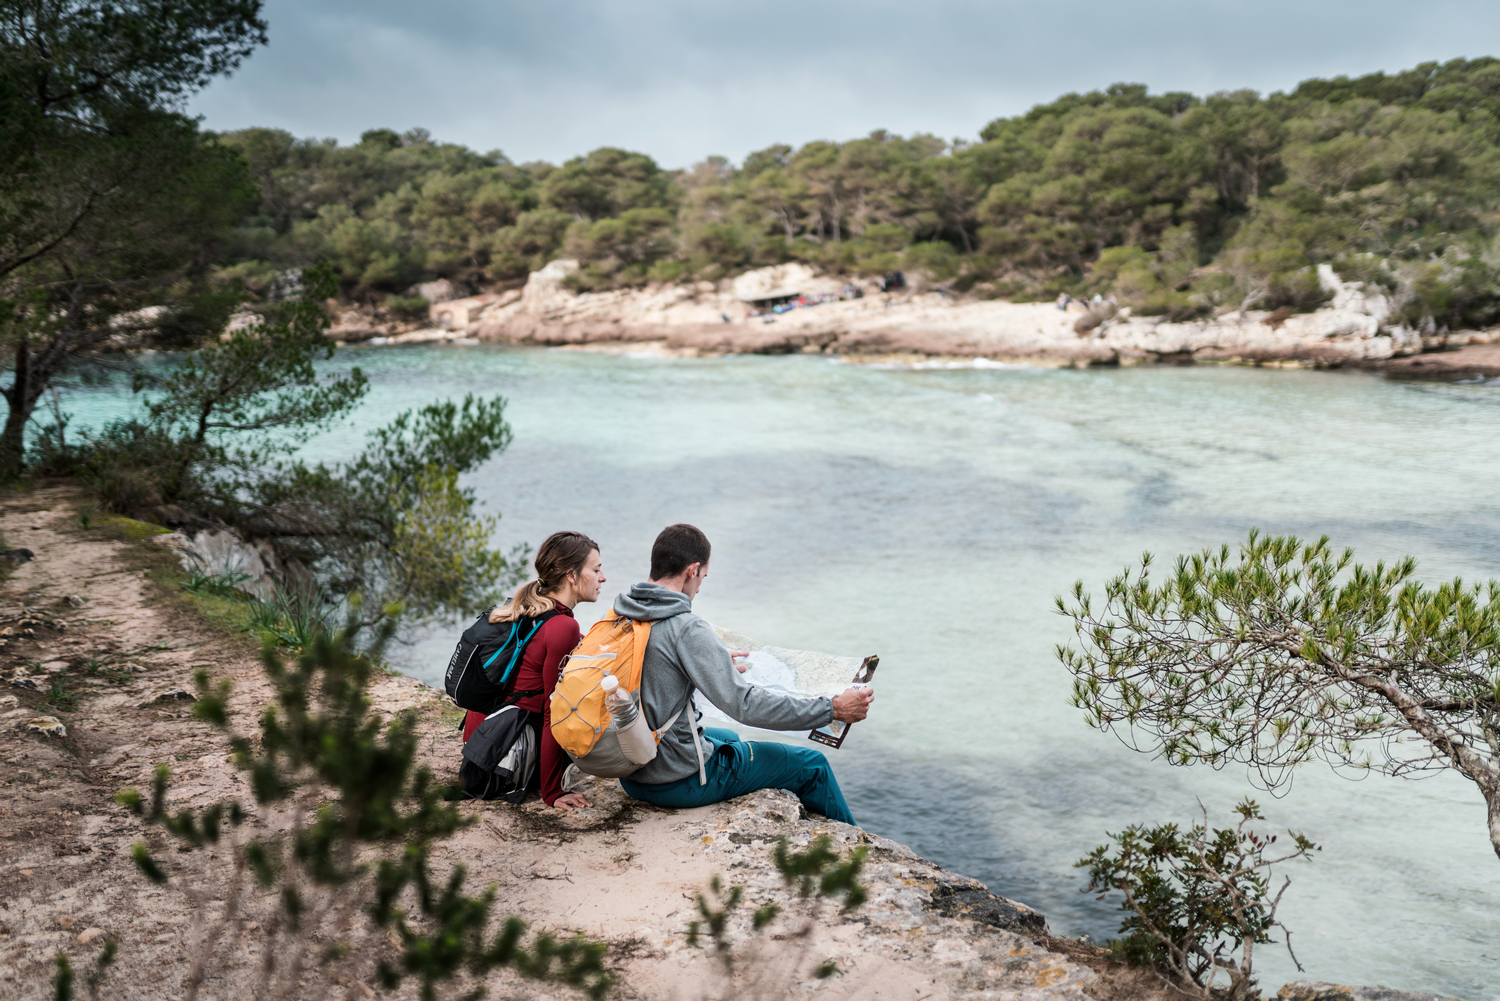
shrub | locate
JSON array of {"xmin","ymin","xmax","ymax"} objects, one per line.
[
  {"xmin": 380, "ymin": 295, "xmax": 430, "ymax": 322},
  {"xmin": 1077, "ymin": 800, "xmax": 1317, "ymax": 1001},
  {"xmin": 687, "ymin": 834, "xmax": 868, "ymax": 992},
  {"xmin": 1059, "ymin": 531, "xmax": 1500, "ymax": 862}
]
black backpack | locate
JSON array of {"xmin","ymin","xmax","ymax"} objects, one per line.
[
  {"xmin": 459, "ymin": 705, "xmax": 538, "ymax": 802},
  {"xmin": 444, "ymin": 607, "xmax": 561, "ymax": 715}
]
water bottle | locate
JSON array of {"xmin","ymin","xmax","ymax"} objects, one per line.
[{"xmin": 600, "ymin": 675, "xmax": 656, "ymax": 764}]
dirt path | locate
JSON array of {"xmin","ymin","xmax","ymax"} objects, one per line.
[
  {"xmin": 0, "ymin": 485, "xmax": 274, "ymax": 995},
  {"xmin": 0, "ymin": 484, "xmax": 1169, "ymax": 1001}
]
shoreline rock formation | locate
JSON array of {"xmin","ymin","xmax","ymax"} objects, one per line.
[{"xmin": 374, "ymin": 260, "xmax": 1500, "ymax": 375}]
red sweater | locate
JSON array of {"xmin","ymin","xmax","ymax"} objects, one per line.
[{"xmin": 462, "ymin": 602, "xmax": 581, "ymax": 806}]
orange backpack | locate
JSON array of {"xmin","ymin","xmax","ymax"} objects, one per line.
[{"xmin": 550, "ymin": 610, "xmax": 708, "ymax": 783}]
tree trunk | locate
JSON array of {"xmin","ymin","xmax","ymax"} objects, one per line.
[
  {"xmin": 0, "ymin": 337, "xmax": 31, "ymax": 479},
  {"xmin": 1488, "ymin": 787, "xmax": 1500, "ymax": 862}
]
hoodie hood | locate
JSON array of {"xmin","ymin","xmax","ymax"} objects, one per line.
[{"xmin": 613, "ymin": 581, "xmax": 694, "ymax": 622}]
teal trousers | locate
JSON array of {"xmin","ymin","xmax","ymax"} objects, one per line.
[{"xmin": 620, "ymin": 727, "xmax": 856, "ymax": 826}]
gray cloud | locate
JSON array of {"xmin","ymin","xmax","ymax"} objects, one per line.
[{"xmin": 188, "ymin": 0, "xmax": 1499, "ymax": 168}]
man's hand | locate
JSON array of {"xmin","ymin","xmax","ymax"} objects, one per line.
[
  {"xmin": 554, "ymin": 792, "xmax": 591, "ymax": 811},
  {"xmin": 831, "ymin": 686, "xmax": 874, "ymax": 723},
  {"xmin": 729, "ymin": 650, "xmax": 751, "ymax": 673}
]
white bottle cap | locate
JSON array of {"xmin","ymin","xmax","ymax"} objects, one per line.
[{"xmin": 600, "ymin": 675, "xmax": 619, "ymax": 694}]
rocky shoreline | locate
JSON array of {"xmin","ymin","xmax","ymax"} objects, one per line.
[
  {"xmin": 330, "ymin": 261, "xmax": 1500, "ymax": 379},
  {"xmin": 0, "ymin": 486, "xmax": 1475, "ymax": 1000}
]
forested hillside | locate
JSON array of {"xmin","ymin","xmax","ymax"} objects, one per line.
[{"xmin": 218, "ymin": 58, "xmax": 1500, "ymax": 330}]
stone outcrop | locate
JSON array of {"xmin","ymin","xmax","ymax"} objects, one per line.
[
  {"xmin": 152, "ymin": 527, "xmax": 281, "ymax": 599},
  {"xmin": 448, "ymin": 260, "xmax": 1499, "ymax": 369},
  {"xmin": 471, "ymin": 778, "xmax": 1096, "ymax": 1000}
]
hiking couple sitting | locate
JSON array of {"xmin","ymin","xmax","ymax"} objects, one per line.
[{"xmin": 457, "ymin": 524, "xmax": 874, "ymax": 825}]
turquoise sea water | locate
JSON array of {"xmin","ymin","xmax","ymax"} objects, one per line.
[{"xmin": 60, "ymin": 345, "xmax": 1500, "ymax": 996}]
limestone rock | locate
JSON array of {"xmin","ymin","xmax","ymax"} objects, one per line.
[
  {"xmin": 410, "ymin": 278, "xmax": 458, "ymax": 304},
  {"xmin": 519, "ymin": 783, "xmax": 1100, "ymax": 999},
  {"xmin": 0, "ymin": 694, "xmax": 16, "ymax": 707},
  {"xmin": 1278, "ymin": 982, "xmax": 1469, "ymax": 1001},
  {"xmin": 23, "ymin": 715, "xmax": 66, "ymax": 736},
  {"xmin": 66, "ymin": 594, "xmax": 85, "ymax": 607},
  {"xmin": 930, "ymin": 877, "xmax": 1048, "ymax": 934},
  {"xmin": 153, "ymin": 528, "xmax": 280, "ymax": 598},
  {"xmin": 76, "ymin": 927, "xmax": 106, "ymax": 945},
  {"xmin": 11, "ymin": 676, "xmax": 39, "ymax": 690},
  {"xmin": 521, "ymin": 258, "xmax": 581, "ymax": 315},
  {"xmin": 732, "ymin": 262, "xmax": 821, "ymax": 301}
]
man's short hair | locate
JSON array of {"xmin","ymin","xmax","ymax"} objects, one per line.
[{"xmin": 651, "ymin": 524, "xmax": 711, "ymax": 580}]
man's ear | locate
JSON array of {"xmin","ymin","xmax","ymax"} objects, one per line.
[{"xmin": 685, "ymin": 561, "xmax": 702, "ymax": 579}]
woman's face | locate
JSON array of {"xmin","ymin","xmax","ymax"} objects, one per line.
[{"xmin": 571, "ymin": 549, "xmax": 606, "ymax": 603}]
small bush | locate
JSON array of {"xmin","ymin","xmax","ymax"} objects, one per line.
[
  {"xmin": 180, "ymin": 566, "xmax": 252, "ymax": 598},
  {"xmin": 1077, "ymin": 799, "xmax": 1316, "ymax": 1001},
  {"xmin": 902, "ymin": 241, "xmax": 961, "ymax": 281},
  {"xmin": 244, "ymin": 581, "xmax": 329, "ymax": 649},
  {"xmin": 379, "ymin": 295, "xmax": 430, "ymax": 322},
  {"xmin": 686, "ymin": 834, "xmax": 868, "ymax": 993}
]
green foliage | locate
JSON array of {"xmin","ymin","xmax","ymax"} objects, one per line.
[
  {"xmin": 180, "ymin": 565, "xmax": 251, "ymax": 598},
  {"xmin": 53, "ymin": 953, "xmax": 72, "ymax": 1001},
  {"xmin": 105, "ymin": 609, "xmax": 611, "ymax": 1000},
  {"xmin": 47, "ymin": 676, "xmax": 80, "ymax": 713},
  {"xmin": 686, "ymin": 834, "xmax": 867, "ymax": 987},
  {"xmin": 1058, "ymin": 531, "xmax": 1500, "ymax": 861},
  {"xmin": 1077, "ymin": 800, "xmax": 1316, "ymax": 1000},
  {"xmin": 772, "ymin": 834, "xmax": 868, "ymax": 911},
  {"xmin": 380, "ymin": 295, "xmax": 430, "ymax": 322},
  {"xmin": 242, "ymin": 580, "xmax": 329, "ymax": 649},
  {"xmin": 54, "ymin": 269, "xmax": 521, "ymax": 628},
  {"xmin": 0, "ymin": 1, "xmax": 267, "ymax": 478},
  {"xmin": 123, "ymin": 262, "xmax": 366, "ymax": 503},
  {"xmin": 53, "ymin": 934, "xmax": 116, "ymax": 1001},
  {"xmin": 47, "ymin": 261, "xmax": 365, "ymax": 509},
  {"xmin": 211, "ymin": 58, "xmax": 1500, "ymax": 328},
  {"xmin": 245, "ymin": 394, "xmax": 528, "ymax": 628}
]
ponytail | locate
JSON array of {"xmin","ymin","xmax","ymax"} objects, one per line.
[
  {"xmin": 492, "ymin": 579, "xmax": 556, "ymax": 622},
  {"xmin": 490, "ymin": 530, "xmax": 600, "ymax": 623}
]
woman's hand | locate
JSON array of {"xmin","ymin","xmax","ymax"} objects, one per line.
[
  {"xmin": 730, "ymin": 650, "xmax": 751, "ymax": 673},
  {"xmin": 553, "ymin": 792, "xmax": 592, "ymax": 811}
]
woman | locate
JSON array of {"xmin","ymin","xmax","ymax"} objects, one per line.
[{"xmin": 462, "ymin": 531, "xmax": 604, "ymax": 811}]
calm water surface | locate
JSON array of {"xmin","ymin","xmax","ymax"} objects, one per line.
[{"xmin": 65, "ymin": 346, "xmax": 1500, "ymax": 996}]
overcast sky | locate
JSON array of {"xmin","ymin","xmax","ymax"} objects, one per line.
[{"xmin": 187, "ymin": 0, "xmax": 1500, "ymax": 169}]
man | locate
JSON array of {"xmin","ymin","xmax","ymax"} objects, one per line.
[{"xmin": 613, "ymin": 524, "xmax": 874, "ymax": 825}]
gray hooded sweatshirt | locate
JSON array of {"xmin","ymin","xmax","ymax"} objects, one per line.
[{"xmin": 614, "ymin": 582, "xmax": 835, "ymax": 786}]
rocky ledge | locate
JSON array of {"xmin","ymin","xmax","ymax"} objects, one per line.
[
  {"xmin": 381, "ymin": 260, "xmax": 1500, "ymax": 374},
  {"xmin": 460, "ymin": 778, "xmax": 1099, "ymax": 1000}
]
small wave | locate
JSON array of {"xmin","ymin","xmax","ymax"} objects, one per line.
[{"xmin": 856, "ymin": 356, "xmax": 1030, "ymax": 371}]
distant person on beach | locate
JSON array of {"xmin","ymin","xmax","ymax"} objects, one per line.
[
  {"xmin": 462, "ymin": 531, "xmax": 605, "ymax": 811},
  {"xmin": 1055, "ymin": 293, "xmax": 1072, "ymax": 310},
  {"xmin": 609, "ymin": 524, "xmax": 873, "ymax": 824}
]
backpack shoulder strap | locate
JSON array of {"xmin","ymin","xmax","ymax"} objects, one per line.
[{"xmin": 626, "ymin": 615, "xmax": 707, "ymax": 787}]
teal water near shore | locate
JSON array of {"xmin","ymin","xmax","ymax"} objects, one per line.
[{"xmin": 62, "ymin": 345, "xmax": 1500, "ymax": 996}]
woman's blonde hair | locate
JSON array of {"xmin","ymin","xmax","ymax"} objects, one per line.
[{"xmin": 490, "ymin": 531, "xmax": 600, "ymax": 623}]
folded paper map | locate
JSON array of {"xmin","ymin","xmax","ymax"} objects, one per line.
[{"xmin": 695, "ymin": 625, "xmax": 878, "ymax": 749}]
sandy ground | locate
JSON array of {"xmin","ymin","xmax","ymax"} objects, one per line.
[{"xmin": 0, "ymin": 484, "xmax": 1185, "ymax": 1001}]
